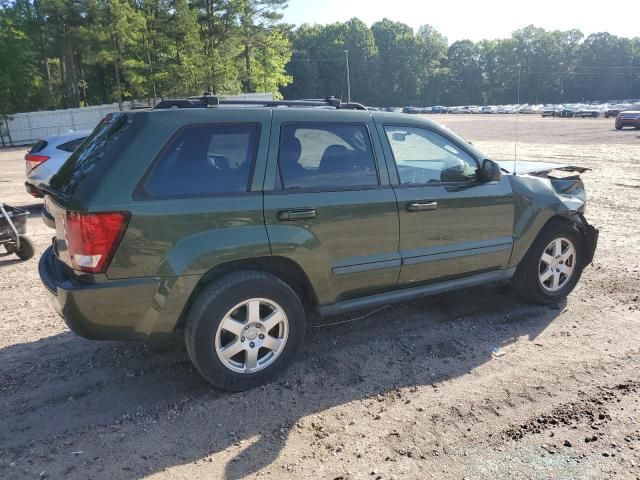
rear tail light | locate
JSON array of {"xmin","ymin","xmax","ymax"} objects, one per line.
[
  {"xmin": 65, "ymin": 211, "xmax": 130, "ymax": 273},
  {"xmin": 25, "ymin": 154, "xmax": 50, "ymax": 172}
]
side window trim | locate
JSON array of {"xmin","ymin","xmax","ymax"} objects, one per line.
[
  {"xmin": 133, "ymin": 122, "xmax": 261, "ymax": 200},
  {"xmin": 381, "ymin": 123, "xmax": 480, "ymax": 187},
  {"xmin": 276, "ymin": 121, "xmax": 381, "ymax": 192}
]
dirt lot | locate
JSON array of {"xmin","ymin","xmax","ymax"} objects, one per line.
[{"xmin": 1, "ymin": 115, "xmax": 639, "ymax": 480}]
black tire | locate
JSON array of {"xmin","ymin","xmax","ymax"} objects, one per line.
[
  {"xmin": 15, "ymin": 236, "xmax": 35, "ymax": 260},
  {"xmin": 511, "ymin": 221, "xmax": 584, "ymax": 305},
  {"xmin": 3, "ymin": 243, "xmax": 16, "ymax": 254},
  {"xmin": 184, "ymin": 270, "xmax": 305, "ymax": 391},
  {"xmin": 615, "ymin": 125, "xmax": 623, "ymax": 130}
]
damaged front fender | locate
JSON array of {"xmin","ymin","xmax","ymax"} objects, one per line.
[{"xmin": 506, "ymin": 169, "xmax": 596, "ymax": 267}]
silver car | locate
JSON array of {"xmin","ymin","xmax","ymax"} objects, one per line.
[{"xmin": 25, "ymin": 131, "xmax": 90, "ymax": 197}]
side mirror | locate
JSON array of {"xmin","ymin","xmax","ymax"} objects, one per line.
[
  {"xmin": 391, "ymin": 132, "xmax": 409, "ymax": 141},
  {"xmin": 478, "ymin": 159, "xmax": 502, "ymax": 182}
]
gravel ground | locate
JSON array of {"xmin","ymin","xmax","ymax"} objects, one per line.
[{"xmin": 0, "ymin": 114, "xmax": 639, "ymax": 480}]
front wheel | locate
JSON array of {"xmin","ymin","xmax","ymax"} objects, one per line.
[
  {"xmin": 511, "ymin": 222, "xmax": 584, "ymax": 305},
  {"xmin": 184, "ymin": 271, "xmax": 305, "ymax": 391}
]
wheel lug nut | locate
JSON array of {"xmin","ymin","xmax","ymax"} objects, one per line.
[
  {"xmin": 256, "ymin": 324, "xmax": 261, "ymax": 328},
  {"xmin": 259, "ymin": 334, "xmax": 264, "ymax": 339},
  {"xmin": 241, "ymin": 336, "xmax": 245, "ymax": 342},
  {"xmin": 249, "ymin": 342, "xmax": 255, "ymax": 348},
  {"xmin": 245, "ymin": 325, "xmax": 249, "ymax": 330}
]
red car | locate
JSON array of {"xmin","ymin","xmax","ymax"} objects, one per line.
[{"xmin": 615, "ymin": 104, "xmax": 640, "ymax": 129}]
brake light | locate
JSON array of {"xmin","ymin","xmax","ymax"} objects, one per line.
[
  {"xmin": 65, "ymin": 211, "xmax": 129, "ymax": 273},
  {"xmin": 25, "ymin": 154, "xmax": 50, "ymax": 172}
]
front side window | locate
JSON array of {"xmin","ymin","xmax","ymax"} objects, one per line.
[
  {"xmin": 384, "ymin": 126, "xmax": 478, "ymax": 184},
  {"xmin": 142, "ymin": 124, "xmax": 258, "ymax": 198},
  {"xmin": 278, "ymin": 123, "xmax": 378, "ymax": 190}
]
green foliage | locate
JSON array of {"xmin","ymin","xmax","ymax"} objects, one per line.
[
  {"xmin": 1, "ymin": 2, "xmax": 639, "ymax": 114},
  {"xmin": 0, "ymin": 4, "xmax": 42, "ymax": 115},
  {"xmin": 0, "ymin": 0, "xmax": 292, "ymax": 112},
  {"xmin": 285, "ymin": 21, "xmax": 640, "ymax": 106}
]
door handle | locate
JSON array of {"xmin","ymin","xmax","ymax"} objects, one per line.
[
  {"xmin": 407, "ymin": 201, "xmax": 438, "ymax": 212},
  {"xmin": 277, "ymin": 209, "xmax": 317, "ymax": 221}
]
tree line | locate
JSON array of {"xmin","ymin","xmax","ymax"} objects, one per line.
[
  {"xmin": 284, "ymin": 19, "xmax": 640, "ymax": 107},
  {"xmin": 1, "ymin": 0, "xmax": 639, "ymax": 115},
  {"xmin": 0, "ymin": 0, "xmax": 292, "ymax": 114}
]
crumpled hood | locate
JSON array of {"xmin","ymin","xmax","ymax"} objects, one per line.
[
  {"xmin": 506, "ymin": 161, "xmax": 588, "ymax": 221},
  {"xmin": 496, "ymin": 160, "xmax": 590, "ymax": 176}
]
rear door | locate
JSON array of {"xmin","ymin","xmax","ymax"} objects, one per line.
[
  {"xmin": 263, "ymin": 110, "xmax": 400, "ymax": 305},
  {"xmin": 376, "ymin": 121, "xmax": 514, "ymax": 284}
]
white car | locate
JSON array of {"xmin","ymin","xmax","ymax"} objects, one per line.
[{"xmin": 25, "ymin": 131, "xmax": 90, "ymax": 197}]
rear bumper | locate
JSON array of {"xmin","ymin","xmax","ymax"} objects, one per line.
[
  {"xmin": 39, "ymin": 246, "xmax": 164, "ymax": 340},
  {"xmin": 24, "ymin": 181, "xmax": 44, "ymax": 198},
  {"xmin": 616, "ymin": 118, "xmax": 640, "ymax": 128}
]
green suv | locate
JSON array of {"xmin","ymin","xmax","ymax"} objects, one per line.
[{"xmin": 39, "ymin": 96, "xmax": 598, "ymax": 391}]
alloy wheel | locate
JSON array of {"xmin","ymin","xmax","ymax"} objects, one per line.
[
  {"xmin": 215, "ymin": 298, "xmax": 289, "ymax": 374},
  {"xmin": 538, "ymin": 237, "xmax": 576, "ymax": 292}
]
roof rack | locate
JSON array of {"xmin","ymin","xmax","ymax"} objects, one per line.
[{"xmin": 154, "ymin": 95, "xmax": 367, "ymax": 111}]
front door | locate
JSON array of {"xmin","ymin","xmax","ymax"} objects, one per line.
[
  {"xmin": 263, "ymin": 110, "xmax": 400, "ymax": 305},
  {"xmin": 377, "ymin": 122, "xmax": 514, "ymax": 284}
]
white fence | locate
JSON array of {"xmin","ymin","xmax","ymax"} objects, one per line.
[
  {"xmin": 1, "ymin": 103, "xmax": 125, "ymax": 146},
  {"xmin": 0, "ymin": 93, "xmax": 274, "ymax": 147}
]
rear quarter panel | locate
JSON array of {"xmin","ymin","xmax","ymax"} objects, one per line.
[{"xmin": 105, "ymin": 108, "xmax": 274, "ymax": 280}]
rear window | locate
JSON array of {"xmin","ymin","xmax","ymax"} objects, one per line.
[
  {"xmin": 56, "ymin": 137, "xmax": 87, "ymax": 152},
  {"xmin": 140, "ymin": 124, "xmax": 259, "ymax": 199},
  {"xmin": 29, "ymin": 140, "xmax": 48, "ymax": 153},
  {"xmin": 49, "ymin": 113, "xmax": 131, "ymax": 198}
]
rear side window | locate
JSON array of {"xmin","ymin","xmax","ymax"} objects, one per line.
[
  {"xmin": 57, "ymin": 137, "xmax": 87, "ymax": 152},
  {"xmin": 29, "ymin": 140, "xmax": 48, "ymax": 153},
  {"xmin": 278, "ymin": 123, "xmax": 378, "ymax": 190},
  {"xmin": 142, "ymin": 124, "xmax": 259, "ymax": 198},
  {"xmin": 50, "ymin": 113, "xmax": 131, "ymax": 197}
]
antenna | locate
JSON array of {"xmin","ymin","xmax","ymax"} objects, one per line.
[
  {"xmin": 344, "ymin": 49, "xmax": 351, "ymax": 103},
  {"xmin": 514, "ymin": 63, "xmax": 521, "ymax": 175}
]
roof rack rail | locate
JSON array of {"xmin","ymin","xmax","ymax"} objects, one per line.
[{"xmin": 154, "ymin": 95, "xmax": 367, "ymax": 111}]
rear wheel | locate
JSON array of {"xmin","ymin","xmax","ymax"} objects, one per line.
[
  {"xmin": 184, "ymin": 271, "xmax": 305, "ymax": 391},
  {"xmin": 615, "ymin": 124, "xmax": 623, "ymax": 130},
  {"xmin": 511, "ymin": 222, "xmax": 584, "ymax": 305}
]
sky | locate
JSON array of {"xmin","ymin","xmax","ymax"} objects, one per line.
[{"xmin": 282, "ymin": 0, "xmax": 640, "ymax": 44}]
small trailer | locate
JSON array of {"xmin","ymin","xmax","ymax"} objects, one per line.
[{"xmin": 0, "ymin": 203, "xmax": 34, "ymax": 260}]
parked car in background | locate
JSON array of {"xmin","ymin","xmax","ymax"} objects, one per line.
[
  {"xmin": 541, "ymin": 105, "xmax": 562, "ymax": 117},
  {"xmin": 39, "ymin": 96, "xmax": 598, "ymax": 391},
  {"xmin": 615, "ymin": 104, "xmax": 640, "ymax": 129},
  {"xmin": 403, "ymin": 106, "xmax": 421, "ymax": 114},
  {"xmin": 604, "ymin": 104, "xmax": 628, "ymax": 118},
  {"xmin": 25, "ymin": 130, "xmax": 90, "ymax": 197},
  {"xmin": 576, "ymin": 108, "xmax": 601, "ymax": 118},
  {"xmin": 559, "ymin": 105, "xmax": 580, "ymax": 118}
]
